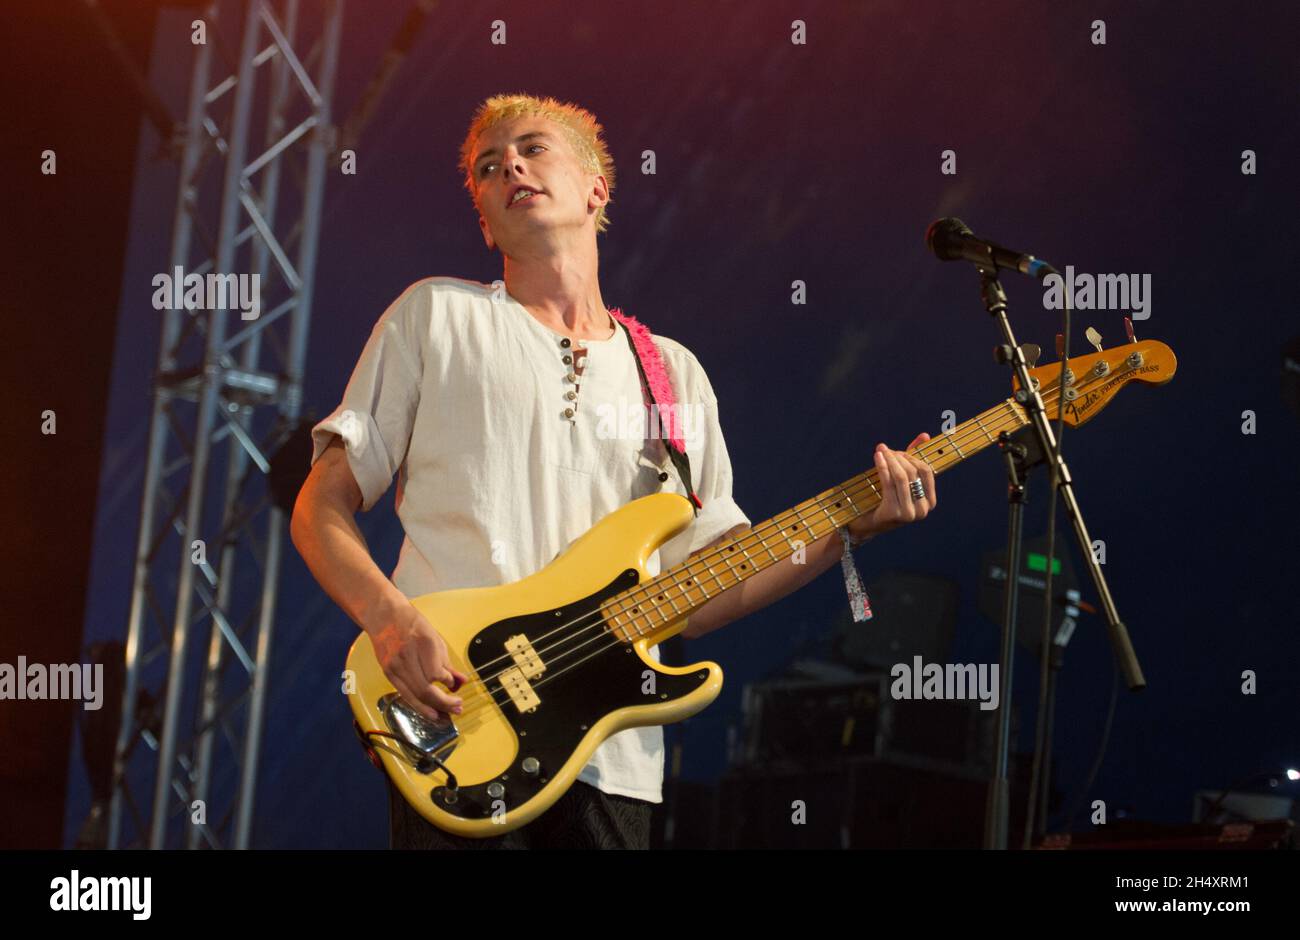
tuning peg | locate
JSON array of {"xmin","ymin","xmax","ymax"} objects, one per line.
[
  {"xmin": 1124, "ymin": 316, "xmax": 1137, "ymax": 344},
  {"xmin": 1021, "ymin": 343, "xmax": 1041, "ymax": 367},
  {"xmin": 1055, "ymin": 333, "xmax": 1065, "ymax": 358},
  {"xmin": 1085, "ymin": 327, "xmax": 1104, "ymax": 353}
]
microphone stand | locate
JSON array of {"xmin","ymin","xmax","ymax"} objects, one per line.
[
  {"xmin": 973, "ymin": 266, "xmax": 1146, "ymax": 851},
  {"xmin": 983, "ymin": 424, "xmax": 1031, "ymax": 850},
  {"xmin": 1034, "ymin": 589, "xmax": 1080, "ymax": 842}
]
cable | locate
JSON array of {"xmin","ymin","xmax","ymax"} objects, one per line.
[{"xmin": 1059, "ymin": 656, "xmax": 1120, "ymax": 831}]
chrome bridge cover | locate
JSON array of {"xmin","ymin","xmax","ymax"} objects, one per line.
[{"xmin": 379, "ymin": 693, "xmax": 459, "ymax": 771}]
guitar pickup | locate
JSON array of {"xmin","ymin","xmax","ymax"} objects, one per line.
[
  {"xmin": 505, "ymin": 634, "xmax": 545, "ymax": 679},
  {"xmin": 499, "ymin": 667, "xmax": 541, "ymax": 712}
]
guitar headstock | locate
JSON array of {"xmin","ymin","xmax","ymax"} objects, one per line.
[{"xmin": 1015, "ymin": 339, "xmax": 1177, "ymax": 427}]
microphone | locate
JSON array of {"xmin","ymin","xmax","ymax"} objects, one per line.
[{"xmin": 925, "ymin": 218, "xmax": 1058, "ymax": 281}]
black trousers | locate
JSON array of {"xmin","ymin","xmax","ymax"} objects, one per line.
[{"xmin": 387, "ymin": 777, "xmax": 654, "ymax": 850}]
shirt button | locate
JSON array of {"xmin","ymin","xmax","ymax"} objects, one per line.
[
  {"xmin": 562, "ymin": 407, "xmax": 574, "ymax": 419},
  {"xmin": 562, "ymin": 355, "xmax": 572, "ymax": 364},
  {"xmin": 566, "ymin": 372, "xmax": 577, "ymax": 383},
  {"xmin": 658, "ymin": 471, "xmax": 669, "ymax": 482},
  {"xmin": 560, "ymin": 338, "xmax": 571, "ymax": 348},
  {"xmin": 565, "ymin": 391, "xmax": 577, "ymax": 401}
]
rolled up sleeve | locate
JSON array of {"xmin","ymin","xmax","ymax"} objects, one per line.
[{"xmin": 310, "ymin": 288, "xmax": 424, "ymax": 512}]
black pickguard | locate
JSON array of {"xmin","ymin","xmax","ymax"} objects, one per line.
[{"xmin": 421, "ymin": 568, "xmax": 708, "ymax": 823}]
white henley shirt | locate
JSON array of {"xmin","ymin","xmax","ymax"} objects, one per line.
[{"xmin": 310, "ymin": 276, "xmax": 750, "ymax": 802}]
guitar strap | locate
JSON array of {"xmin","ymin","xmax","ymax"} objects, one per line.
[
  {"xmin": 608, "ymin": 308, "xmax": 701, "ymax": 517},
  {"xmin": 608, "ymin": 308, "xmax": 870, "ymax": 621}
]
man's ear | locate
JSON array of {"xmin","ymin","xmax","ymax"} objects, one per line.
[
  {"xmin": 587, "ymin": 174, "xmax": 610, "ymax": 213},
  {"xmin": 478, "ymin": 214, "xmax": 496, "ymax": 251}
]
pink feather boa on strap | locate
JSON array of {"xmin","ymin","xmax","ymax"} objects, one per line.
[{"xmin": 608, "ymin": 307, "xmax": 687, "ymax": 455}]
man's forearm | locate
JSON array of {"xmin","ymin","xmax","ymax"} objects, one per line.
[
  {"xmin": 681, "ymin": 525, "xmax": 850, "ymax": 639},
  {"xmin": 290, "ymin": 491, "xmax": 408, "ymax": 636}
]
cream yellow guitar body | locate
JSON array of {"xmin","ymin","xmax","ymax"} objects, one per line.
[{"xmin": 346, "ymin": 491, "xmax": 721, "ymax": 838}]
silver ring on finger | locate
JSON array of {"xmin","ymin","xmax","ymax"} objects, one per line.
[{"xmin": 909, "ymin": 478, "xmax": 926, "ymax": 501}]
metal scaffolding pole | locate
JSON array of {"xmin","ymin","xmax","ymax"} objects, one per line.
[{"xmin": 107, "ymin": 0, "xmax": 343, "ymax": 850}]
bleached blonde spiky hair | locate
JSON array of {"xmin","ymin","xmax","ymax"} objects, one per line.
[{"xmin": 458, "ymin": 93, "xmax": 616, "ymax": 234}]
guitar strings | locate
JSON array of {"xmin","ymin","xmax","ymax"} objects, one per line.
[
  {"xmin": 534, "ymin": 361, "xmax": 1087, "ymax": 663},
  {"xmin": 488, "ymin": 409, "xmax": 1039, "ymax": 687},
  {"xmin": 450, "ymin": 422, "xmax": 1014, "ymax": 722},
  {"xmin": 443, "ymin": 391, "xmax": 1051, "ymax": 722},
  {"xmin": 454, "ymin": 399, "xmax": 1021, "ymax": 687},
  {"xmin": 457, "ymin": 398, "xmax": 1034, "ymax": 683},
  {"xmin": 473, "ymin": 379, "xmax": 1088, "ymax": 713},
  {"xmin": 447, "ymin": 397, "xmax": 1024, "ymax": 707},
  {"xmin": 451, "ymin": 394, "xmax": 1048, "ymax": 717},
  {"xmin": 420, "ymin": 361, "xmax": 1105, "ymax": 725}
]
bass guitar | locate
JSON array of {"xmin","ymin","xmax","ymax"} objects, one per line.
[{"xmin": 347, "ymin": 338, "xmax": 1177, "ymax": 836}]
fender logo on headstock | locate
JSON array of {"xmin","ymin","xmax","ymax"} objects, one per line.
[{"xmin": 1066, "ymin": 363, "xmax": 1162, "ymax": 422}]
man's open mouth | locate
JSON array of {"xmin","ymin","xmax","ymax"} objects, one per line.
[{"xmin": 508, "ymin": 187, "xmax": 543, "ymax": 208}]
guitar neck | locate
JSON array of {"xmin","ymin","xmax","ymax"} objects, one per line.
[{"xmin": 602, "ymin": 397, "xmax": 1029, "ymax": 645}]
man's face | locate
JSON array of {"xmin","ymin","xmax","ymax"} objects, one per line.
[{"xmin": 470, "ymin": 115, "xmax": 608, "ymax": 253}]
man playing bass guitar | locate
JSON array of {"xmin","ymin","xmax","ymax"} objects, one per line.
[{"xmin": 290, "ymin": 93, "xmax": 936, "ymax": 849}]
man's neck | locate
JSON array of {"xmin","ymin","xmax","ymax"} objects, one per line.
[{"xmin": 502, "ymin": 240, "xmax": 612, "ymax": 340}]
